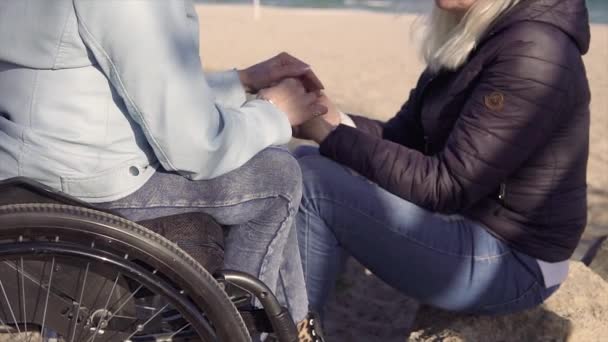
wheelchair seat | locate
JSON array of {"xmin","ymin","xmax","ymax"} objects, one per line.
[
  {"xmin": 0, "ymin": 177, "xmax": 225, "ymax": 273},
  {"xmin": 0, "ymin": 176, "xmax": 96, "ymax": 208},
  {"xmin": 138, "ymin": 213, "xmax": 224, "ymax": 273}
]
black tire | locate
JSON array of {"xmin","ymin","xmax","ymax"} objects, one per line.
[{"xmin": 0, "ymin": 203, "xmax": 251, "ymax": 342}]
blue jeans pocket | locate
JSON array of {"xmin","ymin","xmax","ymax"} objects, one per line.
[{"xmin": 479, "ymin": 281, "xmax": 547, "ymax": 315}]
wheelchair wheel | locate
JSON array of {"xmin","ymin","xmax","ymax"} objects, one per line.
[{"xmin": 0, "ymin": 204, "xmax": 251, "ymax": 342}]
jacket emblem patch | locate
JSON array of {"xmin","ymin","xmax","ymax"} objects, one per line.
[{"xmin": 484, "ymin": 92, "xmax": 505, "ymax": 112}]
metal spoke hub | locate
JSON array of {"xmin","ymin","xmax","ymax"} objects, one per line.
[{"xmin": 87, "ymin": 309, "xmax": 112, "ymax": 335}]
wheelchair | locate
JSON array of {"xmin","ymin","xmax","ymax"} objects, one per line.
[{"xmin": 0, "ymin": 177, "xmax": 298, "ymax": 342}]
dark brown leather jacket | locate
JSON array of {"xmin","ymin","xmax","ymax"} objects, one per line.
[{"xmin": 320, "ymin": 0, "xmax": 591, "ymax": 262}]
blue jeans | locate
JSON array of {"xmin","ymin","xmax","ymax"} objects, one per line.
[
  {"xmin": 295, "ymin": 147, "xmax": 558, "ymax": 315},
  {"xmin": 98, "ymin": 147, "xmax": 308, "ymax": 322}
]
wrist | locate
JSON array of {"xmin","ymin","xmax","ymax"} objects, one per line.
[{"xmin": 312, "ymin": 120, "xmax": 337, "ymax": 144}]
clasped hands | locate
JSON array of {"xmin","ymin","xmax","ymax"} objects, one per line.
[{"xmin": 238, "ymin": 52, "xmax": 341, "ymax": 144}]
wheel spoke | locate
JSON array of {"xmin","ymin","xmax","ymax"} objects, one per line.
[
  {"xmin": 40, "ymin": 257, "xmax": 55, "ymax": 339},
  {"xmin": 18, "ymin": 257, "xmax": 30, "ymax": 341},
  {"xmin": 108, "ymin": 285, "xmax": 143, "ymax": 320},
  {"xmin": 0, "ymin": 279, "xmax": 22, "ymax": 335},
  {"xmin": 95, "ymin": 282, "xmax": 144, "ymax": 342},
  {"xmin": 89, "ymin": 273, "xmax": 121, "ymax": 342},
  {"xmin": 123, "ymin": 303, "xmax": 169, "ymax": 341},
  {"xmin": 169, "ymin": 322, "xmax": 192, "ymax": 338},
  {"xmin": 76, "ymin": 270, "xmax": 111, "ymax": 342},
  {"xmin": 69, "ymin": 262, "xmax": 90, "ymax": 342}
]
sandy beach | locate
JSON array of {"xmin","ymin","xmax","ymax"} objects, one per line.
[{"xmin": 195, "ymin": 4, "xmax": 608, "ymax": 340}]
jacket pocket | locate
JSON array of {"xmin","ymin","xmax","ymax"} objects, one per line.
[{"xmin": 60, "ymin": 159, "xmax": 156, "ymax": 201}]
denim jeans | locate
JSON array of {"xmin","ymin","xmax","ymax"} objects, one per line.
[
  {"xmin": 295, "ymin": 146, "xmax": 558, "ymax": 315},
  {"xmin": 98, "ymin": 147, "xmax": 308, "ymax": 322}
]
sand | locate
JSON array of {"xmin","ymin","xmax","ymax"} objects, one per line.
[{"xmin": 194, "ymin": 4, "xmax": 608, "ymax": 339}]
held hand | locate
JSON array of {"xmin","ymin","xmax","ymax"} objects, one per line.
[
  {"xmin": 258, "ymin": 78, "xmax": 328, "ymax": 126},
  {"xmin": 293, "ymin": 93, "xmax": 341, "ymax": 143},
  {"xmin": 239, "ymin": 52, "xmax": 324, "ymax": 93},
  {"xmin": 316, "ymin": 93, "xmax": 341, "ymax": 126},
  {"xmin": 293, "ymin": 116, "xmax": 336, "ymax": 144}
]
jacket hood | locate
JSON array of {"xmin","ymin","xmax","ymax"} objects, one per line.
[{"xmin": 487, "ymin": 0, "xmax": 591, "ymax": 54}]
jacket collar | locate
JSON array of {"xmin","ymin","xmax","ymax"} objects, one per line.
[{"xmin": 482, "ymin": 0, "xmax": 591, "ymax": 54}]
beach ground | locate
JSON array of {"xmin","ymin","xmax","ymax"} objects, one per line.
[{"xmin": 195, "ymin": 4, "xmax": 608, "ymax": 339}]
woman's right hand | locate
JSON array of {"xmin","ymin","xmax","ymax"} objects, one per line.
[{"xmin": 257, "ymin": 78, "xmax": 328, "ymax": 126}]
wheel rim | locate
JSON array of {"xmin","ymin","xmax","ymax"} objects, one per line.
[{"xmin": 0, "ymin": 241, "xmax": 215, "ymax": 342}]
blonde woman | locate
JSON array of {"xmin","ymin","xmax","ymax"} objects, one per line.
[{"xmin": 294, "ymin": 0, "xmax": 590, "ymax": 317}]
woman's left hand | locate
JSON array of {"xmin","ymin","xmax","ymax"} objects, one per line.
[
  {"xmin": 294, "ymin": 117, "xmax": 336, "ymax": 144},
  {"xmin": 293, "ymin": 93, "xmax": 340, "ymax": 143},
  {"xmin": 239, "ymin": 52, "xmax": 324, "ymax": 93}
]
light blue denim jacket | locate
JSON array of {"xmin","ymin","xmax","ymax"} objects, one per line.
[{"xmin": 0, "ymin": 0, "xmax": 291, "ymax": 202}]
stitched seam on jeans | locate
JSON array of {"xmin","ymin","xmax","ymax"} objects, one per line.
[
  {"xmin": 173, "ymin": 241, "xmax": 222, "ymax": 250},
  {"xmin": 306, "ymin": 195, "xmax": 510, "ymax": 260},
  {"xmin": 481, "ymin": 281, "xmax": 542, "ymax": 311},
  {"xmin": 102, "ymin": 192, "xmax": 292, "ymax": 210},
  {"xmin": 278, "ymin": 267, "xmax": 293, "ymax": 320},
  {"xmin": 255, "ymin": 195, "xmax": 294, "ymax": 308},
  {"xmin": 302, "ymin": 207, "xmax": 310, "ymax": 294}
]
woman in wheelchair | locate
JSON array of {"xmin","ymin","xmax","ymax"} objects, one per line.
[{"xmin": 0, "ymin": 1, "xmax": 325, "ymax": 341}]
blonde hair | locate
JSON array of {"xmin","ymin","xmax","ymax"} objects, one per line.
[{"xmin": 416, "ymin": 0, "xmax": 523, "ymax": 72}]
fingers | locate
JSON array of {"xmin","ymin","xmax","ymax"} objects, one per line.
[
  {"xmin": 275, "ymin": 79, "xmax": 323, "ymax": 107},
  {"xmin": 277, "ymin": 52, "xmax": 309, "ymax": 69},
  {"xmin": 284, "ymin": 85, "xmax": 327, "ymax": 118},
  {"xmin": 300, "ymin": 69, "xmax": 325, "ymax": 92},
  {"xmin": 271, "ymin": 65, "xmax": 312, "ymax": 90},
  {"xmin": 270, "ymin": 63, "xmax": 310, "ymax": 82},
  {"xmin": 259, "ymin": 76, "xmax": 328, "ymax": 126},
  {"xmin": 301, "ymin": 91, "xmax": 319, "ymax": 105},
  {"xmin": 299, "ymin": 92, "xmax": 327, "ymax": 117},
  {"xmin": 310, "ymin": 103, "xmax": 329, "ymax": 117},
  {"xmin": 279, "ymin": 78, "xmax": 306, "ymax": 95},
  {"xmin": 279, "ymin": 68, "xmax": 323, "ymax": 92},
  {"xmin": 273, "ymin": 52, "xmax": 324, "ymax": 91}
]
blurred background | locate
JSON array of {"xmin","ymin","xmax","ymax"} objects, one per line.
[{"xmin": 197, "ymin": 0, "xmax": 608, "ymax": 23}]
